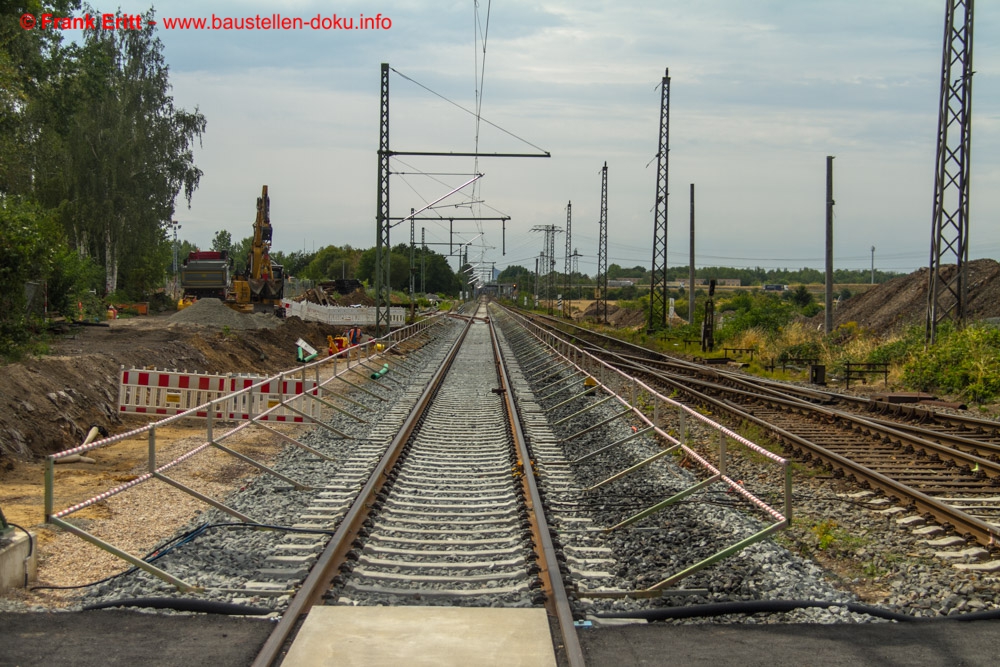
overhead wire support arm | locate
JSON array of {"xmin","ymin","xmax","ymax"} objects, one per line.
[
  {"xmin": 388, "ymin": 174, "xmax": 484, "ymax": 229},
  {"xmin": 388, "ymin": 150, "xmax": 550, "ymax": 158},
  {"xmin": 388, "ymin": 216, "xmax": 510, "ymax": 222}
]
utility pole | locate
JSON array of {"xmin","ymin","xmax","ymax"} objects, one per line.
[
  {"xmin": 409, "ymin": 208, "xmax": 416, "ymax": 299},
  {"xmin": 408, "ymin": 208, "xmax": 416, "ymax": 321},
  {"xmin": 563, "ymin": 201, "xmax": 572, "ymax": 316},
  {"xmin": 871, "ymin": 245, "xmax": 876, "ymax": 284},
  {"xmin": 688, "ymin": 184, "xmax": 695, "ymax": 324},
  {"xmin": 927, "ymin": 0, "xmax": 975, "ymax": 344},
  {"xmin": 534, "ymin": 255, "xmax": 540, "ymax": 306},
  {"xmin": 597, "ymin": 162, "xmax": 609, "ymax": 325},
  {"xmin": 420, "ymin": 227, "xmax": 426, "ymax": 293},
  {"xmin": 825, "ymin": 156, "xmax": 835, "ymax": 335},
  {"xmin": 375, "ymin": 62, "xmax": 392, "ymax": 337},
  {"xmin": 531, "ymin": 224, "xmax": 562, "ymax": 313},
  {"xmin": 648, "ymin": 68, "xmax": 670, "ymax": 332},
  {"xmin": 170, "ymin": 220, "xmax": 180, "ymax": 299},
  {"xmin": 569, "ymin": 247, "xmax": 581, "ymax": 318}
]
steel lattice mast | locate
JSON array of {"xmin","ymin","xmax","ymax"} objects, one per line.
[
  {"xmin": 531, "ymin": 224, "xmax": 561, "ymax": 312},
  {"xmin": 563, "ymin": 201, "xmax": 572, "ymax": 313},
  {"xmin": 648, "ymin": 68, "xmax": 670, "ymax": 332},
  {"xmin": 597, "ymin": 162, "xmax": 609, "ymax": 325},
  {"xmin": 375, "ymin": 62, "xmax": 392, "ymax": 336},
  {"xmin": 926, "ymin": 0, "xmax": 974, "ymax": 344}
]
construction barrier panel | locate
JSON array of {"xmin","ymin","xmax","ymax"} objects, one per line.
[
  {"xmin": 118, "ymin": 368, "xmax": 319, "ymax": 422},
  {"xmin": 280, "ymin": 300, "xmax": 407, "ymax": 327}
]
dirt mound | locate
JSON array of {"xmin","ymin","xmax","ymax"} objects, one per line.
[
  {"xmin": 0, "ymin": 315, "xmax": 345, "ymax": 463},
  {"xmin": 828, "ymin": 259, "xmax": 1000, "ymax": 336},
  {"xmin": 337, "ymin": 288, "xmax": 374, "ymax": 307},
  {"xmin": 579, "ymin": 301, "xmax": 683, "ymax": 328},
  {"xmin": 168, "ymin": 298, "xmax": 280, "ymax": 329}
]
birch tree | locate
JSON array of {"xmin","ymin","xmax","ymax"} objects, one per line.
[{"xmin": 65, "ymin": 9, "xmax": 205, "ymax": 294}]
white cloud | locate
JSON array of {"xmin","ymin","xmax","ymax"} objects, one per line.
[{"xmin": 90, "ymin": 0, "xmax": 1000, "ymax": 272}]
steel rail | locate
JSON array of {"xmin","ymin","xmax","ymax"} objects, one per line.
[
  {"xmin": 251, "ymin": 316, "xmax": 474, "ymax": 667},
  {"xmin": 488, "ymin": 310, "xmax": 586, "ymax": 667},
  {"xmin": 527, "ymin": 311, "xmax": 1000, "ymax": 438},
  {"xmin": 524, "ymin": 313, "xmax": 1000, "ymax": 548},
  {"xmin": 622, "ymin": 357, "xmax": 1000, "ymax": 546}
]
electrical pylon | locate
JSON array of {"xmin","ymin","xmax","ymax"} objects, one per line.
[
  {"xmin": 597, "ymin": 162, "xmax": 609, "ymax": 325},
  {"xmin": 926, "ymin": 0, "xmax": 974, "ymax": 344},
  {"xmin": 648, "ymin": 68, "xmax": 670, "ymax": 332}
]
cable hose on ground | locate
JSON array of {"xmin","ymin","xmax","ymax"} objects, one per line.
[
  {"xmin": 594, "ymin": 599, "xmax": 1000, "ymax": 623},
  {"xmin": 81, "ymin": 597, "xmax": 272, "ymax": 616},
  {"xmin": 30, "ymin": 522, "xmax": 334, "ymax": 591}
]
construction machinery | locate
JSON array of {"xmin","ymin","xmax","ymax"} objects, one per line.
[
  {"xmin": 179, "ymin": 251, "xmax": 230, "ymax": 306},
  {"xmin": 177, "ymin": 186, "xmax": 284, "ymax": 312},
  {"xmin": 231, "ymin": 185, "xmax": 283, "ymax": 312}
]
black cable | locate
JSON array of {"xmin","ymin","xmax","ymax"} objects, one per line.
[
  {"xmin": 81, "ymin": 597, "xmax": 272, "ymax": 616},
  {"xmin": 5, "ymin": 522, "xmax": 34, "ymax": 588},
  {"xmin": 594, "ymin": 599, "xmax": 1000, "ymax": 623},
  {"xmin": 5, "ymin": 522, "xmax": 34, "ymax": 558},
  {"xmin": 31, "ymin": 522, "xmax": 335, "ymax": 591}
]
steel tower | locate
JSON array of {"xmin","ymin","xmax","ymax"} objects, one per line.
[
  {"xmin": 648, "ymin": 68, "xmax": 670, "ymax": 332},
  {"xmin": 926, "ymin": 0, "xmax": 974, "ymax": 344}
]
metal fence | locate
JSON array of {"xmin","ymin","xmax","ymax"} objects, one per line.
[{"xmin": 45, "ymin": 313, "xmax": 448, "ymax": 591}]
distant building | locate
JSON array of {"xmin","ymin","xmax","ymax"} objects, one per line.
[{"xmin": 690, "ymin": 279, "xmax": 741, "ymax": 287}]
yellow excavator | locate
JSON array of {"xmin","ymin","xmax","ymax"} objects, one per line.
[{"xmin": 231, "ymin": 185, "xmax": 284, "ymax": 312}]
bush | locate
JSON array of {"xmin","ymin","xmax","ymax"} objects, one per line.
[{"xmin": 903, "ymin": 324, "xmax": 1000, "ymax": 403}]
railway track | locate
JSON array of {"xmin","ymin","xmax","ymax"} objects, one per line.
[
  {"xmin": 516, "ymin": 310, "xmax": 1000, "ymax": 550},
  {"xmin": 58, "ymin": 298, "xmax": 1000, "ymax": 664},
  {"xmin": 253, "ymin": 305, "xmax": 584, "ymax": 667}
]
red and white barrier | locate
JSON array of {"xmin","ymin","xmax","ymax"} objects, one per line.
[{"xmin": 119, "ymin": 368, "xmax": 319, "ymax": 422}]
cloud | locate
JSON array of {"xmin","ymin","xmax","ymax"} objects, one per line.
[{"xmin": 93, "ymin": 0, "xmax": 1000, "ymax": 272}]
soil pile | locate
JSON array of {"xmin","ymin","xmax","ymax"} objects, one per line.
[
  {"xmin": 827, "ymin": 259, "xmax": 1000, "ymax": 336},
  {"xmin": 0, "ymin": 314, "xmax": 343, "ymax": 463},
  {"xmin": 579, "ymin": 301, "xmax": 683, "ymax": 328},
  {"xmin": 168, "ymin": 298, "xmax": 280, "ymax": 330}
]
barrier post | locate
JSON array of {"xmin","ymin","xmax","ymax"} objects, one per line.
[
  {"xmin": 44, "ymin": 458, "xmax": 54, "ymax": 521},
  {"xmin": 149, "ymin": 426, "xmax": 156, "ymax": 472},
  {"xmin": 206, "ymin": 400, "xmax": 214, "ymax": 443},
  {"xmin": 718, "ymin": 429, "xmax": 727, "ymax": 479}
]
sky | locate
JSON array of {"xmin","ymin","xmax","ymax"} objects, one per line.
[{"xmin": 64, "ymin": 1, "xmax": 1000, "ymax": 276}]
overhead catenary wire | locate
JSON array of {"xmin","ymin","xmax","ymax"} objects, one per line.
[{"xmin": 389, "ymin": 67, "xmax": 550, "ymax": 157}]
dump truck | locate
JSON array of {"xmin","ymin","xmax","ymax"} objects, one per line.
[{"xmin": 179, "ymin": 251, "xmax": 230, "ymax": 300}]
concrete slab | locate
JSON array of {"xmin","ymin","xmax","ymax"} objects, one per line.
[
  {"xmin": 0, "ymin": 530, "xmax": 37, "ymax": 592},
  {"xmin": 282, "ymin": 606, "xmax": 557, "ymax": 667}
]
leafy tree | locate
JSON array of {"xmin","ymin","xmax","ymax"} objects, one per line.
[
  {"xmin": 789, "ymin": 284, "xmax": 814, "ymax": 308},
  {"xmin": 231, "ymin": 235, "xmax": 252, "ymax": 275},
  {"xmin": 0, "ymin": 199, "xmax": 59, "ymax": 355},
  {"xmin": 211, "ymin": 229, "xmax": 233, "ymax": 256},
  {"xmin": 51, "ymin": 9, "xmax": 206, "ymax": 294},
  {"xmin": 0, "ymin": 1, "xmax": 81, "ymax": 195},
  {"xmin": 301, "ymin": 245, "xmax": 362, "ymax": 281},
  {"xmin": 357, "ymin": 247, "xmax": 410, "ymax": 290},
  {"xmin": 422, "ymin": 251, "xmax": 460, "ymax": 294},
  {"xmin": 271, "ymin": 250, "xmax": 315, "ymax": 277}
]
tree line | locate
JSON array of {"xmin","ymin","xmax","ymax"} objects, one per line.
[
  {"xmin": 0, "ymin": 4, "xmax": 464, "ymax": 360},
  {"xmin": 207, "ymin": 232, "xmax": 462, "ymax": 295},
  {"xmin": 1, "ymin": 3, "xmax": 203, "ymax": 356},
  {"xmin": 498, "ymin": 262, "xmax": 901, "ymax": 291}
]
